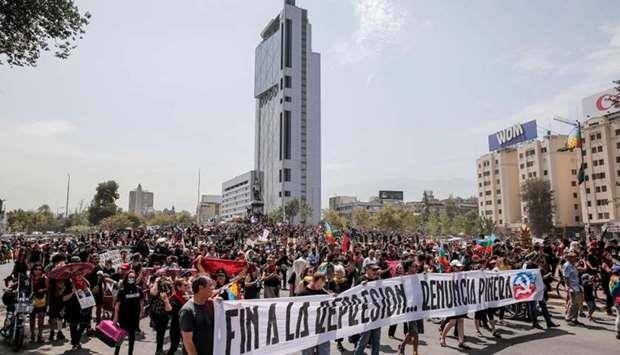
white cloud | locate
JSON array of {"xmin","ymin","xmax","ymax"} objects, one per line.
[
  {"xmin": 462, "ymin": 23, "xmax": 620, "ymax": 138},
  {"xmin": 18, "ymin": 120, "xmax": 75, "ymax": 137},
  {"xmin": 601, "ymin": 24, "xmax": 620, "ymax": 47},
  {"xmin": 329, "ymin": 0, "xmax": 429, "ymax": 65},
  {"xmin": 511, "ymin": 46, "xmax": 559, "ymax": 74}
]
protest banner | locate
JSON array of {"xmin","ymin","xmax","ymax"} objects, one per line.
[
  {"xmin": 214, "ymin": 269, "xmax": 543, "ymax": 355},
  {"xmin": 98, "ymin": 250, "xmax": 122, "ymax": 270}
]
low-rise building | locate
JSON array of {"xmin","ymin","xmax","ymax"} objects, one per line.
[
  {"xmin": 221, "ymin": 171, "xmax": 263, "ymax": 220},
  {"xmin": 328, "ymin": 196, "xmax": 357, "ymax": 210},
  {"xmin": 197, "ymin": 195, "xmax": 222, "ymax": 224}
]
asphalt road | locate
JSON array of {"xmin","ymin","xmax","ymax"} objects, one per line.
[{"xmin": 0, "ymin": 261, "xmax": 617, "ymax": 355}]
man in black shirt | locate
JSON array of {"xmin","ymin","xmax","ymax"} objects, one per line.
[
  {"xmin": 297, "ymin": 272, "xmax": 330, "ymax": 355},
  {"xmin": 354, "ymin": 263, "xmax": 382, "ymax": 355},
  {"xmin": 179, "ymin": 276, "xmax": 215, "ymax": 355}
]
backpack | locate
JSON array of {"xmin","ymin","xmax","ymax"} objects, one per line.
[{"xmin": 149, "ymin": 296, "xmax": 166, "ymax": 317}]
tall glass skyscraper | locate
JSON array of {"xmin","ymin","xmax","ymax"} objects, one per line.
[{"xmin": 254, "ymin": 0, "xmax": 321, "ymax": 224}]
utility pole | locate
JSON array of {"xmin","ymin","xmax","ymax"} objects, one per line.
[
  {"xmin": 65, "ymin": 173, "xmax": 70, "ymax": 219},
  {"xmin": 196, "ymin": 169, "xmax": 201, "ymax": 225}
]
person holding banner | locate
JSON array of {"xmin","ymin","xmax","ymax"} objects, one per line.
[
  {"xmin": 262, "ymin": 256, "xmax": 282, "ymax": 298},
  {"xmin": 297, "ymin": 272, "xmax": 330, "ymax": 355},
  {"xmin": 353, "ymin": 262, "xmax": 382, "ymax": 355},
  {"xmin": 439, "ymin": 260, "xmax": 471, "ymax": 350},
  {"xmin": 397, "ymin": 259, "xmax": 424, "ymax": 355}
]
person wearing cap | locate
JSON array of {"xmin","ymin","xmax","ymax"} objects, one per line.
[
  {"xmin": 609, "ymin": 264, "xmax": 620, "ymax": 339},
  {"xmin": 179, "ymin": 276, "xmax": 216, "ymax": 355},
  {"xmin": 353, "ymin": 262, "xmax": 382, "ymax": 355},
  {"xmin": 562, "ymin": 251, "xmax": 584, "ymax": 325}
]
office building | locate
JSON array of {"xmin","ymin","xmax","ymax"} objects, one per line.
[
  {"xmin": 128, "ymin": 184, "xmax": 154, "ymax": 216},
  {"xmin": 329, "ymin": 196, "xmax": 357, "ymax": 210},
  {"xmin": 254, "ymin": 0, "xmax": 321, "ymax": 224},
  {"xmin": 516, "ymin": 135, "xmax": 582, "ymax": 227},
  {"xmin": 579, "ymin": 87, "xmax": 620, "ymax": 225},
  {"xmin": 197, "ymin": 195, "xmax": 222, "ymax": 225},
  {"xmin": 221, "ymin": 171, "xmax": 263, "ymax": 220}
]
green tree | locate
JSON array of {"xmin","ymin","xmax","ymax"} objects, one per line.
[
  {"xmin": 146, "ymin": 212, "xmax": 176, "ymax": 226},
  {"xmin": 268, "ymin": 207, "xmax": 285, "ymax": 222},
  {"xmin": 175, "ymin": 211, "xmax": 193, "ymax": 225},
  {"xmin": 323, "ymin": 209, "xmax": 347, "ymax": 231},
  {"xmin": 298, "ymin": 199, "xmax": 313, "ymax": 224},
  {"xmin": 477, "ymin": 215, "xmax": 496, "ymax": 236},
  {"xmin": 521, "ymin": 178, "xmax": 554, "ymax": 237},
  {"xmin": 88, "ymin": 180, "xmax": 120, "ymax": 225},
  {"xmin": 0, "ymin": 0, "xmax": 91, "ymax": 66},
  {"xmin": 444, "ymin": 195, "xmax": 457, "ymax": 223},
  {"xmin": 285, "ymin": 199, "xmax": 300, "ymax": 224},
  {"xmin": 99, "ymin": 212, "xmax": 144, "ymax": 231},
  {"xmin": 401, "ymin": 210, "xmax": 420, "ymax": 233},
  {"xmin": 427, "ymin": 212, "xmax": 441, "ymax": 237},
  {"xmin": 375, "ymin": 204, "xmax": 403, "ymax": 231},
  {"xmin": 439, "ymin": 212, "xmax": 452, "ymax": 235},
  {"xmin": 454, "ymin": 210, "xmax": 478, "ymax": 235},
  {"xmin": 351, "ymin": 208, "xmax": 374, "ymax": 230}
]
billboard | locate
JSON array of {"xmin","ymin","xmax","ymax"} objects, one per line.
[
  {"xmin": 379, "ymin": 190, "xmax": 403, "ymax": 202},
  {"xmin": 583, "ymin": 88, "xmax": 620, "ymax": 119},
  {"xmin": 488, "ymin": 120, "xmax": 537, "ymax": 151}
]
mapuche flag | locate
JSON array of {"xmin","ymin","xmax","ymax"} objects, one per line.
[{"xmin": 475, "ymin": 234, "xmax": 497, "ymax": 253}]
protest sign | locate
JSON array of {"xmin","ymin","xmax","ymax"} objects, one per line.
[
  {"xmin": 214, "ymin": 269, "xmax": 543, "ymax": 355},
  {"xmin": 99, "ymin": 250, "xmax": 122, "ymax": 270}
]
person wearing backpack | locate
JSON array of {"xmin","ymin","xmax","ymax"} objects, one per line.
[{"xmin": 149, "ymin": 277, "xmax": 172, "ymax": 355}]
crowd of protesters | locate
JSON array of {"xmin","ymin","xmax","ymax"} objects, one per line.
[{"xmin": 1, "ymin": 214, "xmax": 619, "ymax": 355}]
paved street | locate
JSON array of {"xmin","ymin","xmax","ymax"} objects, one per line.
[{"xmin": 0, "ymin": 261, "xmax": 617, "ymax": 355}]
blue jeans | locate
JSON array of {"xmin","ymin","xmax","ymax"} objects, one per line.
[
  {"xmin": 354, "ymin": 327, "xmax": 380, "ymax": 355},
  {"xmin": 302, "ymin": 341, "xmax": 330, "ymax": 355}
]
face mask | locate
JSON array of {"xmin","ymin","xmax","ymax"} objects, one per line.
[{"xmin": 127, "ymin": 278, "xmax": 135, "ymax": 284}]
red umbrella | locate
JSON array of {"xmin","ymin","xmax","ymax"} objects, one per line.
[{"xmin": 48, "ymin": 262, "xmax": 95, "ymax": 279}]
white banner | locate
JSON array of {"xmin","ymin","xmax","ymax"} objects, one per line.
[
  {"xmin": 99, "ymin": 250, "xmax": 122, "ymax": 270},
  {"xmin": 214, "ymin": 269, "xmax": 544, "ymax": 355}
]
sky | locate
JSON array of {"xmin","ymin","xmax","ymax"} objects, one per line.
[{"xmin": 1, "ymin": 0, "xmax": 620, "ymax": 214}]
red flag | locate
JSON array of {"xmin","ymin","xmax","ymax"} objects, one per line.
[
  {"xmin": 341, "ymin": 232, "xmax": 350, "ymax": 254},
  {"xmin": 194, "ymin": 257, "xmax": 247, "ymax": 277},
  {"xmin": 386, "ymin": 260, "xmax": 400, "ymax": 277}
]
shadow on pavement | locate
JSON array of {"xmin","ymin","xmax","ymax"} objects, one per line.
[{"xmin": 467, "ymin": 328, "xmax": 573, "ymax": 354}]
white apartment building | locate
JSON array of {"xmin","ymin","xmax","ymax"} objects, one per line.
[{"xmin": 220, "ymin": 171, "xmax": 262, "ymax": 220}]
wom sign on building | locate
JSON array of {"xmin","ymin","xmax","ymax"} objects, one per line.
[
  {"xmin": 214, "ymin": 269, "xmax": 544, "ymax": 355},
  {"xmin": 488, "ymin": 120, "xmax": 538, "ymax": 151}
]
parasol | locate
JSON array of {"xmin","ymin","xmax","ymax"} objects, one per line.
[{"xmin": 48, "ymin": 262, "xmax": 95, "ymax": 279}]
